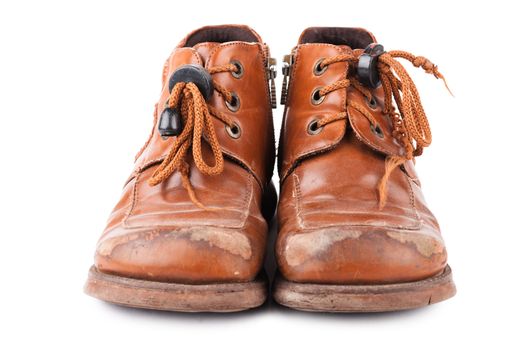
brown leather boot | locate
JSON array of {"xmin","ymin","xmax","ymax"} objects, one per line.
[
  {"xmin": 273, "ymin": 27, "xmax": 456, "ymax": 312},
  {"xmin": 84, "ymin": 25, "xmax": 277, "ymax": 312}
]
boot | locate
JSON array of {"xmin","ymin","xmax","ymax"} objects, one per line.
[
  {"xmin": 274, "ymin": 27, "xmax": 456, "ymax": 312},
  {"xmin": 84, "ymin": 25, "xmax": 277, "ymax": 312}
]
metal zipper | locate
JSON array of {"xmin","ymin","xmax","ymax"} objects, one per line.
[
  {"xmin": 267, "ymin": 57, "xmax": 277, "ymax": 108},
  {"xmin": 280, "ymin": 54, "xmax": 293, "ymax": 105}
]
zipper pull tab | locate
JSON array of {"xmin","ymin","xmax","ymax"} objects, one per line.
[
  {"xmin": 267, "ymin": 57, "xmax": 277, "ymax": 108},
  {"xmin": 280, "ymin": 54, "xmax": 293, "ymax": 105}
]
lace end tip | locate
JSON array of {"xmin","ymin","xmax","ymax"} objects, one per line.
[
  {"xmin": 444, "ymin": 80, "xmax": 455, "ymax": 97},
  {"xmin": 436, "ymin": 74, "xmax": 454, "ymax": 97}
]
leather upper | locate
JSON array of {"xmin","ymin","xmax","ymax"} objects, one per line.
[
  {"xmin": 276, "ymin": 27, "xmax": 448, "ymax": 284},
  {"xmin": 94, "ymin": 25, "xmax": 276, "ymax": 283}
]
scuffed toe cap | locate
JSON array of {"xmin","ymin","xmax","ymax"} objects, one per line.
[
  {"xmin": 95, "ymin": 226, "xmax": 264, "ymax": 284},
  {"xmin": 276, "ymin": 226, "xmax": 448, "ymax": 284}
]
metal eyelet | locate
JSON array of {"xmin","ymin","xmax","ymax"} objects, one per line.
[
  {"xmin": 225, "ymin": 92, "xmax": 240, "ymax": 112},
  {"xmin": 231, "ymin": 60, "xmax": 244, "ymax": 79},
  {"xmin": 226, "ymin": 123, "xmax": 241, "ymax": 139},
  {"xmin": 311, "ymin": 87, "xmax": 325, "ymax": 105},
  {"xmin": 370, "ymin": 124, "xmax": 384, "ymax": 138},
  {"xmin": 307, "ymin": 119, "xmax": 323, "ymax": 135},
  {"xmin": 366, "ymin": 96, "xmax": 378, "ymax": 110},
  {"xmin": 313, "ymin": 58, "xmax": 328, "ymax": 76}
]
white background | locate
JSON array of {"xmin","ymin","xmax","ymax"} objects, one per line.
[{"xmin": 1, "ymin": 0, "xmax": 517, "ymax": 348}]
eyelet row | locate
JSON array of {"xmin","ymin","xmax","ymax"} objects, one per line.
[
  {"xmin": 226, "ymin": 60, "xmax": 242, "ymax": 112},
  {"xmin": 225, "ymin": 61, "xmax": 243, "ymax": 138},
  {"xmin": 309, "ymin": 60, "xmax": 383, "ymax": 137},
  {"xmin": 365, "ymin": 96, "xmax": 383, "ymax": 137}
]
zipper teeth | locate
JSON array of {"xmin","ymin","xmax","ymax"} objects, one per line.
[
  {"xmin": 280, "ymin": 54, "xmax": 292, "ymax": 105},
  {"xmin": 267, "ymin": 57, "xmax": 277, "ymax": 109}
]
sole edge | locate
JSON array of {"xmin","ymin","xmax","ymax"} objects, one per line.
[
  {"xmin": 273, "ymin": 265, "xmax": 456, "ymax": 313},
  {"xmin": 84, "ymin": 266, "xmax": 268, "ymax": 313}
]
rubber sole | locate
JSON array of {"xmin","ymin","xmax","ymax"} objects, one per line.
[
  {"xmin": 84, "ymin": 266, "xmax": 268, "ymax": 312},
  {"xmin": 273, "ymin": 265, "xmax": 456, "ymax": 312}
]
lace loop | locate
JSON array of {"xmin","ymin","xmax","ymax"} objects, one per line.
[
  {"xmin": 314, "ymin": 49, "xmax": 451, "ymax": 208},
  {"xmin": 147, "ymin": 64, "xmax": 237, "ymax": 209}
]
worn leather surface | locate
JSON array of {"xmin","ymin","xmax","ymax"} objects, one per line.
[
  {"xmin": 94, "ymin": 25, "xmax": 276, "ymax": 284},
  {"xmin": 276, "ymin": 27, "xmax": 448, "ymax": 284}
]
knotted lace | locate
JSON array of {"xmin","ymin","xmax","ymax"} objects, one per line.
[
  {"xmin": 314, "ymin": 50, "xmax": 451, "ymax": 208},
  {"xmin": 147, "ymin": 64, "xmax": 238, "ymax": 209}
]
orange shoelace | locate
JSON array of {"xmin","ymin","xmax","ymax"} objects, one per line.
[
  {"xmin": 147, "ymin": 64, "xmax": 238, "ymax": 209},
  {"xmin": 315, "ymin": 50, "xmax": 451, "ymax": 208}
]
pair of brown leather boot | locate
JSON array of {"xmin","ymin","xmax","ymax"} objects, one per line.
[{"xmin": 85, "ymin": 25, "xmax": 456, "ymax": 313}]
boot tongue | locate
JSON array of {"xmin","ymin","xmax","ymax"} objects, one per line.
[
  {"xmin": 178, "ymin": 25, "xmax": 263, "ymax": 64},
  {"xmin": 298, "ymin": 27, "xmax": 376, "ymax": 50}
]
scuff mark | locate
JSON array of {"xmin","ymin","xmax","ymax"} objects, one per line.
[
  {"xmin": 190, "ymin": 230, "xmax": 251, "ymax": 260},
  {"xmin": 285, "ymin": 229, "xmax": 363, "ymax": 267},
  {"xmin": 97, "ymin": 228, "xmax": 252, "ymax": 260},
  {"xmin": 386, "ymin": 231, "xmax": 444, "ymax": 257}
]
